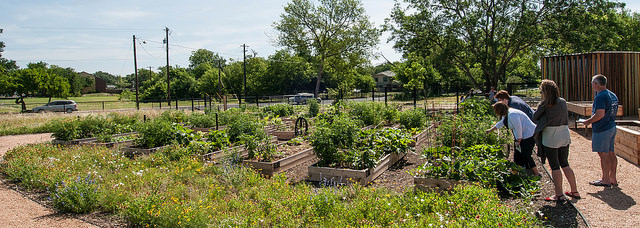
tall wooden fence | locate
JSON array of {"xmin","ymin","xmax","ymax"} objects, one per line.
[{"xmin": 541, "ymin": 51, "xmax": 640, "ymax": 116}]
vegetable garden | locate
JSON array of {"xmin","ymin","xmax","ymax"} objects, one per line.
[{"xmin": 0, "ymin": 100, "xmax": 544, "ymax": 226}]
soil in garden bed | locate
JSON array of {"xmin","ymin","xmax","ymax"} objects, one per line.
[{"xmin": 244, "ymin": 140, "xmax": 312, "ymax": 162}]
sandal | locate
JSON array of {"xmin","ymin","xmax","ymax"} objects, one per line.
[
  {"xmin": 589, "ymin": 180, "xmax": 611, "ymax": 187},
  {"xmin": 544, "ymin": 195, "xmax": 566, "ymax": 202},
  {"xmin": 565, "ymin": 191, "xmax": 581, "ymax": 199}
]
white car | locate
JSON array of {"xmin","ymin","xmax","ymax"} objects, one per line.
[
  {"xmin": 290, "ymin": 93, "xmax": 321, "ymax": 105},
  {"xmin": 33, "ymin": 100, "xmax": 78, "ymax": 113}
]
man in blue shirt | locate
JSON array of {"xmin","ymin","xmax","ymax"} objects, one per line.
[
  {"xmin": 584, "ymin": 74, "xmax": 619, "ymax": 187},
  {"xmin": 494, "ymin": 90, "xmax": 534, "ymax": 121}
]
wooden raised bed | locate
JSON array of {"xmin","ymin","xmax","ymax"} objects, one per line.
[
  {"xmin": 408, "ymin": 124, "xmax": 435, "ymax": 147},
  {"xmin": 614, "ymin": 121, "xmax": 640, "ymax": 165},
  {"xmin": 80, "ymin": 139, "xmax": 135, "ymax": 148},
  {"xmin": 52, "ymin": 132, "xmax": 137, "ymax": 146},
  {"xmin": 567, "ymin": 101, "xmax": 623, "ymax": 117},
  {"xmin": 307, "ymin": 152, "xmax": 405, "ymax": 186},
  {"xmin": 121, "ymin": 145, "xmax": 170, "ymax": 157},
  {"xmin": 201, "ymin": 136, "xmax": 278, "ymax": 163},
  {"xmin": 190, "ymin": 125, "xmax": 226, "ymax": 132},
  {"xmin": 414, "ymin": 177, "xmax": 468, "ymax": 192},
  {"xmin": 243, "ymin": 147, "xmax": 316, "ymax": 176}
]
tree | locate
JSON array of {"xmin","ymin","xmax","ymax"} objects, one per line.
[
  {"xmin": 273, "ymin": 0, "xmax": 380, "ymax": 96},
  {"xmin": 393, "ymin": 53, "xmax": 440, "ymax": 97},
  {"xmin": 94, "ymin": 71, "xmax": 119, "ymax": 86},
  {"xmin": 189, "ymin": 49, "xmax": 226, "ymax": 69},
  {"xmin": 197, "ymin": 68, "xmax": 225, "ymax": 98},
  {"xmin": 265, "ymin": 50, "xmax": 314, "ymax": 95},
  {"xmin": 386, "ymin": 0, "xmax": 558, "ymax": 91}
]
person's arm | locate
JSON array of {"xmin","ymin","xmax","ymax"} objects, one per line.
[
  {"xmin": 485, "ymin": 117, "xmax": 505, "ymax": 133},
  {"xmin": 533, "ymin": 104, "xmax": 545, "ymax": 121},
  {"xmin": 584, "ymin": 109, "xmax": 605, "ymax": 126}
]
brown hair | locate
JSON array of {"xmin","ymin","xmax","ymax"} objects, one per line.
[
  {"xmin": 492, "ymin": 102, "xmax": 509, "ymax": 118},
  {"xmin": 539, "ymin": 79, "xmax": 559, "ymax": 107},
  {"xmin": 494, "ymin": 90, "xmax": 510, "ymax": 100}
]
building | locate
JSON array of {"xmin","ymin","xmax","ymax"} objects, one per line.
[
  {"xmin": 373, "ymin": 70, "xmax": 399, "ymax": 91},
  {"xmin": 78, "ymin": 72, "xmax": 108, "ymax": 93},
  {"xmin": 541, "ymin": 51, "xmax": 640, "ymax": 116}
]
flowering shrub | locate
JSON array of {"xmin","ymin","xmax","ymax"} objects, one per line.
[{"xmin": 51, "ymin": 175, "xmax": 99, "ymax": 213}]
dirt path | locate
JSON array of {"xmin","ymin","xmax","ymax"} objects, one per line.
[
  {"xmin": 561, "ymin": 129, "xmax": 640, "ymax": 228},
  {"xmin": 0, "ymin": 133, "xmax": 96, "ymax": 228}
]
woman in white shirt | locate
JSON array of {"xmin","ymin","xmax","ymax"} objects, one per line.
[{"xmin": 486, "ymin": 102, "xmax": 541, "ymax": 176}]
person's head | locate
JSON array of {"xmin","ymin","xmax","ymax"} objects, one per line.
[
  {"xmin": 492, "ymin": 102, "xmax": 509, "ymax": 118},
  {"xmin": 494, "ymin": 90, "xmax": 511, "ymax": 105},
  {"xmin": 490, "ymin": 86, "xmax": 495, "ymax": 91},
  {"xmin": 539, "ymin": 79, "xmax": 559, "ymax": 106},
  {"xmin": 591, "ymin": 74, "xmax": 607, "ymax": 92}
]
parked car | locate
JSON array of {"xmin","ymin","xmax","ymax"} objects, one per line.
[
  {"xmin": 33, "ymin": 100, "xmax": 78, "ymax": 113},
  {"xmin": 289, "ymin": 93, "xmax": 321, "ymax": 105}
]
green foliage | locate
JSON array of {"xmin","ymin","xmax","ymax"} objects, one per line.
[
  {"xmin": 435, "ymin": 115, "xmax": 509, "ymax": 148},
  {"xmin": 460, "ymin": 97, "xmax": 493, "ymax": 117},
  {"xmin": 51, "ymin": 175, "xmax": 99, "ymax": 213},
  {"xmin": 1, "ymin": 144, "xmax": 539, "ymax": 227},
  {"xmin": 274, "ymin": 0, "xmax": 380, "ymax": 95},
  {"xmin": 206, "ymin": 130, "xmax": 230, "ymax": 151},
  {"xmin": 346, "ymin": 101, "xmax": 397, "ymax": 126},
  {"xmin": 136, "ymin": 120, "xmax": 194, "ymax": 148},
  {"xmin": 186, "ymin": 112, "xmax": 220, "ymax": 128},
  {"xmin": 417, "ymin": 145, "xmax": 540, "ymax": 197},
  {"xmin": 261, "ymin": 103, "xmax": 295, "ymax": 117},
  {"xmin": 226, "ymin": 113, "xmax": 266, "ymax": 143},
  {"xmin": 311, "ymin": 114, "xmax": 360, "ymax": 167},
  {"xmin": 307, "ymin": 98, "xmax": 320, "ymax": 117},
  {"xmin": 158, "ymin": 110, "xmax": 187, "ymax": 123},
  {"xmin": 398, "ymin": 108, "xmax": 427, "ymax": 129},
  {"xmin": 50, "ymin": 114, "xmax": 138, "ymax": 141}
]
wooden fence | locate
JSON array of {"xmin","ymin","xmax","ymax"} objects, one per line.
[{"xmin": 541, "ymin": 51, "xmax": 640, "ymax": 116}]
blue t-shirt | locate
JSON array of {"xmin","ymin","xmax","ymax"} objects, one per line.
[
  {"xmin": 508, "ymin": 96, "xmax": 534, "ymax": 121},
  {"xmin": 592, "ymin": 89, "xmax": 618, "ymax": 132}
]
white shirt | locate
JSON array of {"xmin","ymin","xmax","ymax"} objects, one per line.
[
  {"xmin": 493, "ymin": 108, "xmax": 536, "ymax": 140},
  {"xmin": 542, "ymin": 125, "xmax": 571, "ymax": 148}
]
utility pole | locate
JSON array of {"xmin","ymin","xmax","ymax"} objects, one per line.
[
  {"xmin": 164, "ymin": 27, "xmax": 171, "ymax": 107},
  {"xmin": 242, "ymin": 44, "xmax": 248, "ymax": 106},
  {"xmin": 217, "ymin": 60, "xmax": 222, "ymax": 100},
  {"xmin": 133, "ymin": 35, "xmax": 139, "ymax": 110}
]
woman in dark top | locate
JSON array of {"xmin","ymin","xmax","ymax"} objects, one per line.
[{"xmin": 533, "ymin": 79, "xmax": 578, "ymax": 201}]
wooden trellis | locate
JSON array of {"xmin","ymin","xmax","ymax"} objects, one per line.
[{"xmin": 541, "ymin": 51, "xmax": 640, "ymax": 116}]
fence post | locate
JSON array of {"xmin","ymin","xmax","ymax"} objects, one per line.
[
  {"xmin": 102, "ymin": 101, "xmax": 105, "ymax": 110},
  {"xmin": 372, "ymin": 89, "xmax": 375, "ymax": 101},
  {"xmin": 413, "ymin": 88, "xmax": 417, "ymax": 108},
  {"xmin": 191, "ymin": 98, "xmax": 194, "ymax": 111},
  {"xmin": 160, "ymin": 98, "xmax": 162, "ymax": 109},
  {"xmin": 175, "ymin": 99, "xmax": 178, "ymax": 110},
  {"xmin": 384, "ymin": 87, "xmax": 388, "ymax": 106},
  {"xmin": 256, "ymin": 95, "xmax": 259, "ymax": 107},
  {"xmin": 215, "ymin": 112, "xmax": 219, "ymax": 131}
]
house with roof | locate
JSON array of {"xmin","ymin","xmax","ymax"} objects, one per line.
[{"xmin": 372, "ymin": 70, "xmax": 400, "ymax": 91}]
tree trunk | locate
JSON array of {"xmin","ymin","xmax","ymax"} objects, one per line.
[
  {"xmin": 48, "ymin": 97, "xmax": 52, "ymax": 103},
  {"xmin": 314, "ymin": 58, "xmax": 324, "ymax": 98}
]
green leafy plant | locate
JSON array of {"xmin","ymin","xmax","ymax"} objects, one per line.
[
  {"xmin": 417, "ymin": 145, "xmax": 539, "ymax": 197},
  {"xmin": 460, "ymin": 97, "xmax": 493, "ymax": 117},
  {"xmin": 307, "ymin": 98, "xmax": 320, "ymax": 117},
  {"xmin": 51, "ymin": 175, "xmax": 99, "ymax": 213},
  {"xmin": 398, "ymin": 108, "xmax": 427, "ymax": 129},
  {"xmin": 262, "ymin": 103, "xmax": 295, "ymax": 117},
  {"xmin": 136, "ymin": 120, "xmax": 194, "ymax": 148}
]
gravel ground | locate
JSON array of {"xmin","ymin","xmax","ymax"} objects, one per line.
[{"xmin": 0, "ymin": 133, "xmax": 97, "ymax": 228}]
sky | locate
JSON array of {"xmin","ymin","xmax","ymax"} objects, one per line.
[{"xmin": 1, "ymin": 0, "xmax": 639, "ymax": 77}]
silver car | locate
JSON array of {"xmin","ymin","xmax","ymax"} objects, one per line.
[{"xmin": 33, "ymin": 100, "xmax": 78, "ymax": 113}]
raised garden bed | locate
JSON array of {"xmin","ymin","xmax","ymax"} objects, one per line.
[
  {"xmin": 201, "ymin": 136, "xmax": 278, "ymax": 163},
  {"xmin": 52, "ymin": 132, "xmax": 137, "ymax": 146},
  {"xmin": 80, "ymin": 139, "xmax": 135, "ymax": 148},
  {"xmin": 413, "ymin": 176, "xmax": 468, "ymax": 192},
  {"xmin": 121, "ymin": 145, "xmax": 171, "ymax": 157},
  {"xmin": 242, "ymin": 141, "xmax": 316, "ymax": 176},
  {"xmin": 615, "ymin": 121, "xmax": 640, "ymax": 165},
  {"xmin": 408, "ymin": 124, "xmax": 436, "ymax": 147},
  {"xmin": 190, "ymin": 125, "xmax": 226, "ymax": 132},
  {"xmin": 307, "ymin": 152, "xmax": 405, "ymax": 186}
]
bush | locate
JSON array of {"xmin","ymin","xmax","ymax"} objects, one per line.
[
  {"xmin": 398, "ymin": 108, "xmax": 427, "ymax": 129},
  {"xmin": 417, "ymin": 144, "xmax": 540, "ymax": 197},
  {"xmin": 307, "ymin": 99, "xmax": 319, "ymax": 117},
  {"xmin": 51, "ymin": 175, "xmax": 99, "ymax": 213},
  {"xmin": 347, "ymin": 102, "xmax": 385, "ymax": 126},
  {"xmin": 311, "ymin": 114, "xmax": 360, "ymax": 167},
  {"xmin": 136, "ymin": 120, "xmax": 194, "ymax": 148},
  {"xmin": 435, "ymin": 115, "xmax": 509, "ymax": 148},
  {"xmin": 460, "ymin": 97, "xmax": 493, "ymax": 117},
  {"xmin": 262, "ymin": 104, "xmax": 295, "ymax": 117},
  {"xmin": 226, "ymin": 114, "xmax": 266, "ymax": 143},
  {"xmin": 186, "ymin": 113, "xmax": 219, "ymax": 128}
]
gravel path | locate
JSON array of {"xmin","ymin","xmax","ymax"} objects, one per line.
[
  {"xmin": 562, "ymin": 129, "xmax": 640, "ymax": 228},
  {"xmin": 0, "ymin": 133, "xmax": 96, "ymax": 228}
]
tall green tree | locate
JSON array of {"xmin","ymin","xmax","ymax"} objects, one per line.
[
  {"xmin": 197, "ymin": 68, "xmax": 225, "ymax": 98},
  {"xmin": 386, "ymin": 0, "xmax": 558, "ymax": 90},
  {"xmin": 189, "ymin": 49, "xmax": 226, "ymax": 69},
  {"xmin": 265, "ymin": 50, "xmax": 314, "ymax": 95},
  {"xmin": 274, "ymin": 0, "xmax": 380, "ymax": 96}
]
